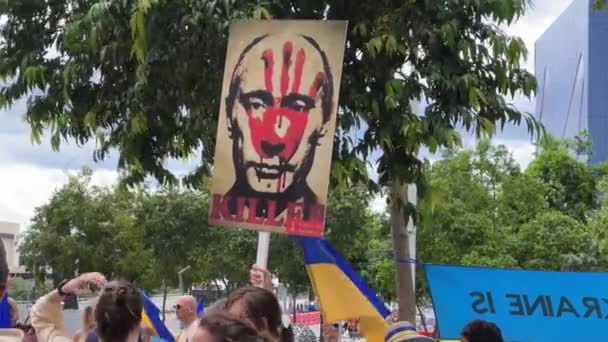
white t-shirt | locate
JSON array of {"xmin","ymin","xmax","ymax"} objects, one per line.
[{"xmin": 176, "ymin": 320, "xmax": 198, "ymax": 342}]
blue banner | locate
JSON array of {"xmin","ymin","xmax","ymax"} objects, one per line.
[{"xmin": 424, "ymin": 264, "xmax": 608, "ymax": 342}]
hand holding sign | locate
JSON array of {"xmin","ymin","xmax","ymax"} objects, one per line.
[{"xmin": 250, "ymin": 264, "xmax": 273, "ymax": 292}]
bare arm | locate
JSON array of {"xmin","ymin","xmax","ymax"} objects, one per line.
[{"xmin": 32, "ymin": 273, "xmax": 106, "ymax": 342}]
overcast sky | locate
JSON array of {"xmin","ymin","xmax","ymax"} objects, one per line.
[{"xmin": 0, "ymin": 0, "xmax": 577, "ymax": 229}]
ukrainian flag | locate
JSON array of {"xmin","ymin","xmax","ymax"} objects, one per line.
[
  {"xmin": 196, "ymin": 300, "xmax": 205, "ymax": 317},
  {"xmin": 0, "ymin": 294, "xmax": 10, "ymax": 328},
  {"xmin": 298, "ymin": 237, "xmax": 390, "ymax": 342},
  {"xmin": 141, "ymin": 292, "xmax": 175, "ymax": 342}
]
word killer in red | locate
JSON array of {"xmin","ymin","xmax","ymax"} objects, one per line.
[{"xmin": 210, "ymin": 193, "xmax": 325, "ymax": 237}]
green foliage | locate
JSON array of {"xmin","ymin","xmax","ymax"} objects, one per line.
[
  {"xmin": 18, "ymin": 168, "xmax": 155, "ymax": 287},
  {"xmin": 527, "ymin": 146, "xmax": 597, "ymax": 222},
  {"xmin": 18, "ymin": 170, "xmax": 391, "ymax": 297},
  {"xmin": 515, "ymin": 211, "xmax": 592, "ymax": 270},
  {"xmin": 0, "ymin": 1, "xmax": 262, "ymax": 186},
  {"xmin": 418, "ymin": 134, "xmax": 608, "ymax": 293},
  {"xmin": 359, "ymin": 217, "xmax": 396, "ymax": 300},
  {"xmin": 8, "ymin": 277, "xmax": 30, "ymax": 301},
  {"xmin": 269, "ymin": 186, "xmax": 394, "ymax": 298},
  {"xmin": 593, "ymin": 0, "xmax": 607, "ymax": 11},
  {"xmin": 0, "ymin": 0, "xmax": 540, "ymax": 194},
  {"xmin": 1, "ymin": 0, "xmax": 542, "ymax": 319},
  {"xmin": 133, "ymin": 187, "xmax": 211, "ymax": 287},
  {"xmin": 496, "ymin": 173, "xmax": 548, "ymax": 228},
  {"xmin": 8, "ymin": 278, "xmax": 53, "ymax": 301},
  {"xmin": 192, "ymin": 228, "xmax": 257, "ymax": 292}
]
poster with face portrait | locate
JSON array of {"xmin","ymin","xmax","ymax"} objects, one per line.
[{"xmin": 209, "ymin": 20, "xmax": 347, "ymax": 237}]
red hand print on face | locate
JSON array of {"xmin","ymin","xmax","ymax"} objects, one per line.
[{"xmin": 240, "ymin": 41, "xmax": 326, "ymax": 162}]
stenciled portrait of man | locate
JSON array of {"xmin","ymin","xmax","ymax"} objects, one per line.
[{"xmin": 210, "ymin": 21, "xmax": 347, "ymax": 237}]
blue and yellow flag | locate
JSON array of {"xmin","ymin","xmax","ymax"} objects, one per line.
[
  {"xmin": 298, "ymin": 237, "xmax": 390, "ymax": 342},
  {"xmin": 196, "ymin": 300, "xmax": 205, "ymax": 317},
  {"xmin": 141, "ymin": 292, "xmax": 175, "ymax": 342},
  {"xmin": 0, "ymin": 294, "xmax": 10, "ymax": 328}
]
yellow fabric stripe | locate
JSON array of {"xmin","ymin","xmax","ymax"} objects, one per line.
[
  {"xmin": 308, "ymin": 264, "xmax": 388, "ymax": 342},
  {"xmin": 386, "ymin": 330, "xmax": 416, "ymax": 342},
  {"xmin": 141, "ymin": 311, "xmax": 159, "ymax": 336}
]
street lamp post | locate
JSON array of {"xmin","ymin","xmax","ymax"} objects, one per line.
[{"xmin": 178, "ymin": 266, "xmax": 191, "ymax": 294}]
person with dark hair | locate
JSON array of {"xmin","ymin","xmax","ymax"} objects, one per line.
[
  {"xmin": 95, "ymin": 280, "xmax": 143, "ymax": 342},
  {"xmin": 248, "ymin": 264, "xmax": 315, "ymax": 342},
  {"xmin": 461, "ymin": 319, "xmax": 504, "ymax": 342},
  {"xmin": 192, "ymin": 312, "xmax": 268, "ymax": 342},
  {"xmin": 204, "ymin": 298, "xmax": 228, "ymax": 316},
  {"xmin": 225, "ymin": 286, "xmax": 294, "ymax": 342},
  {"xmin": 31, "ymin": 273, "xmax": 144, "ymax": 342}
]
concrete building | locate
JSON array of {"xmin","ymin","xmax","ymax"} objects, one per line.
[
  {"xmin": 535, "ymin": 0, "xmax": 608, "ymax": 163},
  {"xmin": 0, "ymin": 221, "xmax": 25, "ymax": 274}
]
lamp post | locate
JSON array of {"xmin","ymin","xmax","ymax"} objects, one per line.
[{"xmin": 178, "ymin": 266, "xmax": 191, "ymax": 294}]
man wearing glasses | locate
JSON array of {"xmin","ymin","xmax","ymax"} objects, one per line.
[{"xmin": 174, "ymin": 295, "xmax": 198, "ymax": 342}]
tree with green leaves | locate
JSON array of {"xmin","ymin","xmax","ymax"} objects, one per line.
[
  {"xmin": 417, "ymin": 135, "xmax": 608, "ymax": 284},
  {"xmin": 514, "ymin": 211, "xmax": 593, "ymax": 270},
  {"xmin": 191, "ymin": 227, "xmax": 257, "ymax": 293},
  {"xmin": 132, "ymin": 186, "xmax": 212, "ymax": 320},
  {"xmin": 1, "ymin": 0, "xmax": 539, "ymax": 321},
  {"xmin": 418, "ymin": 141, "xmax": 518, "ymax": 269},
  {"xmin": 18, "ymin": 168, "xmax": 154, "ymax": 288},
  {"xmin": 527, "ymin": 137, "xmax": 598, "ymax": 222},
  {"xmin": 269, "ymin": 186, "xmax": 391, "ymax": 297}
]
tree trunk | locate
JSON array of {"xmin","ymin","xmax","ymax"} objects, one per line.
[
  {"xmin": 390, "ymin": 180, "xmax": 416, "ymax": 324},
  {"xmin": 213, "ymin": 280, "xmax": 222, "ymax": 297},
  {"xmin": 162, "ymin": 279, "xmax": 168, "ymax": 322}
]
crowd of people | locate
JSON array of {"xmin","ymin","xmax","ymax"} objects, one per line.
[{"xmin": 0, "ymin": 241, "xmax": 505, "ymax": 342}]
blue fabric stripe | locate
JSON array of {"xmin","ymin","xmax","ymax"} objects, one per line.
[
  {"xmin": 0, "ymin": 294, "xmax": 10, "ymax": 328},
  {"xmin": 196, "ymin": 300, "xmax": 205, "ymax": 317},
  {"xmin": 141, "ymin": 293, "xmax": 175, "ymax": 342},
  {"xmin": 298, "ymin": 237, "xmax": 391, "ymax": 318},
  {"xmin": 385, "ymin": 325, "xmax": 417, "ymax": 341},
  {"xmin": 299, "ymin": 236, "xmax": 335, "ymax": 264}
]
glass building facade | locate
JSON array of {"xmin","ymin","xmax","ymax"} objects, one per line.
[{"xmin": 535, "ymin": 0, "xmax": 608, "ymax": 163}]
